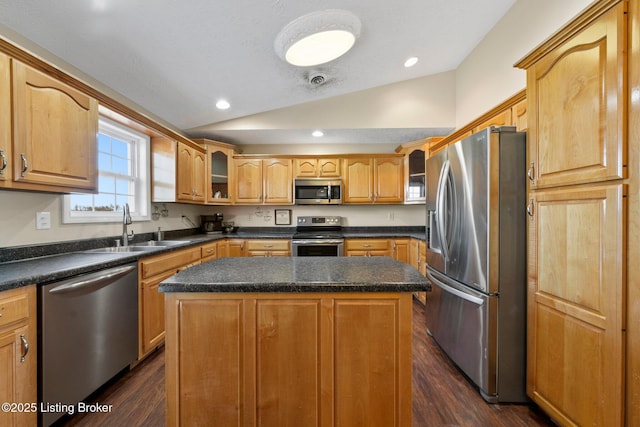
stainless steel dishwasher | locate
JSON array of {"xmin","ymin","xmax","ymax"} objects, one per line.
[{"xmin": 39, "ymin": 263, "xmax": 138, "ymax": 426}]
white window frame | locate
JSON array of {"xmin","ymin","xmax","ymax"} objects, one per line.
[{"xmin": 62, "ymin": 117, "xmax": 151, "ymax": 224}]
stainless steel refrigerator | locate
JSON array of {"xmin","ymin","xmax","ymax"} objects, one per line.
[{"xmin": 425, "ymin": 126, "xmax": 527, "ymax": 403}]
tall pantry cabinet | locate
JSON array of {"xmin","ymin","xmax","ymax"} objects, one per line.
[{"xmin": 516, "ymin": 1, "xmax": 627, "ymax": 425}]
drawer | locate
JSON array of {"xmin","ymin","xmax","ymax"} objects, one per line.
[
  {"xmin": 245, "ymin": 240, "xmax": 290, "ymax": 251},
  {"xmin": 140, "ymin": 247, "xmax": 201, "ymax": 279},
  {"xmin": 345, "ymin": 239, "xmax": 389, "ymax": 251},
  {"xmin": 0, "ymin": 287, "xmax": 31, "ymax": 328},
  {"xmin": 200, "ymin": 242, "xmax": 218, "ymax": 259}
]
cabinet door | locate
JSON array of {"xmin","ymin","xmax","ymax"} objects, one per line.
[
  {"xmin": 206, "ymin": 147, "xmax": 232, "ymax": 204},
  {"xmin": 140, "ymin": 270, "xmax": 174, "ymax": 357},
  {"xmin": 405, "ymin": 149, "xmax": 426, "ymax": 203},
  {"xmin": 334, "ymin": 297, "xmax": 412, "ymax": 426},
  {"xmin": 263, "ymin": 158, "xmax": 293, "ymax": 204},
  {"xmin": 294, "ymin": 158, "xmax": 317, "ymax": 177},
  {"xmin": 234, "ymin": 159, "xmax": 262, "ymax": 204},
  {"xmin": 512, "ymin": 99, "xmax": 527, "ymax": 131},
  {"xmin": 527, "ymin": 184, "xmax": 625, "ymax": 426},
  {"xmin": 176, "ymin": 143, "xmax": 195, "ymax": 201},
  {"xmin": 374, "ymin": 157, "xmax": 404, "ymax": 203},
  {"xmin": 392, "ymin": 239, "xmax": 410, "ymax": 264},
  {"xmin": 12, "ymin": 61, "xmax": 98, "ymax": 191},
  {"xmin": 0, "ymin": 53, "xmax": 9, "ymax": 186},
  {"xmin": 177, "ymin": 143, "xmax": 205, "ymax": 203},
  {"xmin": 192, "ymin": 149, "xmax": 206, "ymax": 202},
  {"xmin": 344, "ymin": 158, "xmax": 373, "ymax": 203},
  {"xmin": 0, "ymin": 325, "xmax": 35, "ymax": 427},
  {"xmin": 226, "ymin": 240, "xmax": 245, "ymax": 257},
  {"xmin": 526, "ymin": 4, "xmax": 626, "ymax": 189},
  {"xmin": 318, "ymin": 158, "xmax": 341, "ymax": 177}
]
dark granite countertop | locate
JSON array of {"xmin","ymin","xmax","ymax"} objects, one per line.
[
  {"xmin": 0, "ymin": 227, "xmax": 427, "ymax": 292},
  {"xmin": 159, "ymin": 256, "xmax": 430, "ymax": 293}
]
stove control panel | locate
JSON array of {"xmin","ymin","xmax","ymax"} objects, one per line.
[{"xmin": 297, "ymin": 216, "xmax": 342, "ymax": 226}]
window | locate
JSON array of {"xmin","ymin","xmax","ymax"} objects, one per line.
[{"xmin": 63, "ymin": 117, "xmax": 150, "ymax": 223}]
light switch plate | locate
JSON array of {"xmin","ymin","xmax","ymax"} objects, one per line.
[{"xmin": 36, "ymin": 211, "xmax": 51, "ymax": 230}]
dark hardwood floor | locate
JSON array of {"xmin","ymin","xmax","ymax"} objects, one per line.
[{"xmin": 57, "ymin": 298, "xmax": 555, "ymax": 427}]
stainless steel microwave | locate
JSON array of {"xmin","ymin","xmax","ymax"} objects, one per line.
[{"xmin": 294, "ymin": 178, "xmax": 342, "ymax": 205}]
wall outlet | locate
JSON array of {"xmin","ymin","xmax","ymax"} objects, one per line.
[{"xmin": 36, "ymin": 211, "xmax": 51, "ymax": 230}]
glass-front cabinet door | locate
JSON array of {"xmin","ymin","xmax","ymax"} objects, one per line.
[
  {"xmin": 196, "ymin": 139, "xmax": 235, "ymax": 204},
  {"xmin": 406, "ymin": 148, "xmax": 425, "ymax": 203}
]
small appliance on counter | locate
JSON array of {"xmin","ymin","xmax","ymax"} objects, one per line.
[{"xmin": 201, "ymin": 213, "xmax": 223, "ymax": 234}]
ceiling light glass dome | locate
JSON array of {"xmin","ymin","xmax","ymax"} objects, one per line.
[{"xmin": 274, "ymin": 10, "xmax": 362, "ymax": 67}]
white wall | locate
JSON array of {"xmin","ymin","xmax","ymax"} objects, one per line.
[
  {"xmin": 205, "ymin": 204, "xmax": 425, "ymax": 228},
  {"xmin": 0, "ymin": 190, "xmax": 425, "ymax": 247},
  {"xmin": 0, "ymin": 191, "xmax": 207, "ymax": 247},
  {"xmin": 455, "ymin": 0, "xmax": 594, "ymax": 127}
]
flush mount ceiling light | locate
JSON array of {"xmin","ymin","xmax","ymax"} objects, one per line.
[
  {"xmin": 312, "ymin": 130, "xmax": 324, "ymax": 137},
  {"xmin": 274, "ymin": 10, "xmax": 361, "ymax": 67}
]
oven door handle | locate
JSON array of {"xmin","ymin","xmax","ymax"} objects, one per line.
[{"xmin": 292, "ymin": 239, "xmax": 344, "ymax": 245}]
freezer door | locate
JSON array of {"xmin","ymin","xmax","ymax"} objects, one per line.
[
  {"xmin": 444, "ymin": 131, "xmax": 489, "ymax": 292},
  {"xmin": 425, "ymin": 266, "xmax": 497, "ymax": 401}
]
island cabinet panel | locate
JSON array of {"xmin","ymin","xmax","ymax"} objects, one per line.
[
  {"xmin": 165, "ymin": 292, "xmax": 413, "ymax": 427},
  {"xmin": 12, "ymin": 60, "xmax": 98, "ymax": 192},
  {"xmin": 525, "ymin": 3, "xmax": 626, "ymax": 190}
]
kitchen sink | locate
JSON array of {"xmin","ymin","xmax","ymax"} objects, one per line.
[
  {"xmin": 84, "ymin": 246, "xmax": 158, "ymax": 253},
  {"xmin": 133, "ymin": 240, "xmax": 188, "ymax": 247}
]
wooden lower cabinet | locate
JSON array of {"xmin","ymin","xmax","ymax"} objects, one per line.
[
  {"xmin": 392, "ymin": 238, "xmax": 410, "ymax": 264},
  {"xmin": 138, "ymin": 247, "xmax": 201, "ymax": 358},
  {"xmin": 245, "ymin": 239, "xmax": 290, "ymax": 257},
  {"xmin": 345, "ymin": 238, "xmax": 391, "ymax": 257},
  {"xmin": 0, "ymin": 285, "xmax": 36, "ymax": 427},
  {"xmin": 165, "ymin": 292, "xmax": 413, "ymax": 427},
  {"xmin": 527, "ymin": 184, "xmax": 625, "ymax": 426}
]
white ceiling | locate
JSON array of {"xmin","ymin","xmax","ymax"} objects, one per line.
[{"xmin": 0, "ymin": 0, "xmax": 516, "ymax": 146}]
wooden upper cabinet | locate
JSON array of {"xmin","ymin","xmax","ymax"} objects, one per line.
[
  {"xmin": 193, "ymin": 139, "xmax": 236, "ymax": 205},
  {"xmin": 294, "ymin": 158, "xmax": 341, "ymax": 178},
  {"xmin": 344, "ymin": 156, "xmax": 404, "ymax": 204},
  {"xmin": 263, "ymin": 158, "xmax": 293, "ymax": 204},
  {"xmin": 0, "ymin": 53, "xmax": 9, "ymax": 186},
  {"xmin": 374, "ymin": 157, "xmax": 404, "ymax": 203},
  {"xmin": 512, "ymin": 99, "xmax": 527, "ymax": 131},
  {"xmin": 526, "ymin": 183, "xmax": 625, "ymax": 426},
  {"xmin": 176, "ymin": 142, "xmax": 206, "ymax": 203},
  {"xmin": 473, "ymin": 109, "xmax": 512, "ymax": 133},
  {"xmin": 521, "ymin": 3, "xmax": 626, "ymax": 189},
  {"xmin": 234, "ymin": 159, "xmax": 263, "ymax": 204},
  {"xmin": 343, "ymin": 157, "xmax": 374, "ymax": 203},
  {"xmin": 235, "ymin": 158, "xmax": 293, "ymax": 204},
  {"xmin": 12, "ymin": 60, "xmax": 98, "ymax": 191}
]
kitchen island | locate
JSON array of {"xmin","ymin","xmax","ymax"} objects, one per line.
[{"xmin": 160, "ymin": 256, "xmax": 429, "ymax": 427}]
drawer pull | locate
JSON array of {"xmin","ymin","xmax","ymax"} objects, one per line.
[
  {"xmin": 20, "ymin": 334, "xmax": 29, "ymax": 363},
  {"xmin": 527, "ymin": 162, "xmax": 535, "ymax": 181},
  {"xmin": 0, "ymin": 149, "xmax": 6, "ymax": 174},
  {"xmin": 20, "ymin": 153, "xmax": 28, "ymax": 177}
]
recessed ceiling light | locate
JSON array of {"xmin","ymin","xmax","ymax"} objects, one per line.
[
  {"xmin": 312, "ymin": 130, "xmax": 324, "ymax": 137},
  {"xmin": 216, "ymin": 100, "xmax": 230, "ymax": 110},
  {"xmin": 404, "ymin": 57, "xmax": 419, "ymax": 68},
  {"xmin": 274, "ymin": 10, "xmax": 361, "ymax": 67}
]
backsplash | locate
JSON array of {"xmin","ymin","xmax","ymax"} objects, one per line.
[{"xmin": 0, "ymin": 190, "xmax": 426, "ymax": 248}]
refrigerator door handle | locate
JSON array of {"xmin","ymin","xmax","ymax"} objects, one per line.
[
  {"xmin": 435, "ymin": 160, "xmax": 451, "ymax": 260},
  {"xmin": 427, "ymin": 269, "xmax": 484, "ymax": 306}
]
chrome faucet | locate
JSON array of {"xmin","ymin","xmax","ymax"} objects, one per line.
[{"xmin": 122, "ymin": 203, "xmax": 134, "ymax": 246}]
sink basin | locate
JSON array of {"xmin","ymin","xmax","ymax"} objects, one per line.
[
  {"xmin": 133, "ymin": 240, "xmax": 188, "ymax": 247},
  {"xmin": 84, "ymin": 246, "xmax": 158, "ymax": 253}
]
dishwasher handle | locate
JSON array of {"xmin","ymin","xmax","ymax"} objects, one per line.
[{"xmin": 48, "ymin": 265, "xmax": 136, "ymax": 295}]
